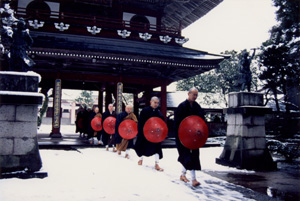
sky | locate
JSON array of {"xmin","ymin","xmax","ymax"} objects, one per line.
[{"xmin": 182, "ymin": 0, "xmax": 278, "ymax": 54}]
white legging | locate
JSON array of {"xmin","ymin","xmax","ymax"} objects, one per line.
[
  {"xmin": 139, "ymin": 153, "xmax": 160, "ymax": 163},
  {"xmin": 181, "ymin": 166, "xmax": 196, "ymax": 180},
  {"xmin": 126, "ymin": 149, "xmax": 130, "ymax": 155},
  {"xmin": 105, "ymin": 145, "xmax": 115, "ymax": 148}
]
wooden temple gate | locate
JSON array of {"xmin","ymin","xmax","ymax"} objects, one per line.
[{"xmin": 9, "ymin": 0, "xmax": 226, "ymax": 137}]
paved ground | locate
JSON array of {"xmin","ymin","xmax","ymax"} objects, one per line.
[{"xmin": 203, "ymin": 161, "xmax": 300, "ymax": 201}]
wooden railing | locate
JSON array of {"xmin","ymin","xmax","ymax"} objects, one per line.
[{"xmin": 15, "ymin": 7, "xmax": 181, "ymax": 38}]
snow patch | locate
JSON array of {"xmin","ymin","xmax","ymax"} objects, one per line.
[{"xmin": 0, "ymin": 147, "xmax": 255, "ymax": 201}]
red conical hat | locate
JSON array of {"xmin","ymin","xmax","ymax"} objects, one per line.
[
  {"xmin": 91, "ymin": 117, "xmax": 102, "ymax": 131},
  {"xmin": 178, "ymin": 115, "xmax": 208, "ymax": 150},
  {"xmin": 118, "ymin": 119, "xmax": 138, "ymax": 140},
  {"xmin": 143, "ymin": 117, "xmax": 168, "ymax": 143},
  {"xmin": 103, "ymin": 116, "xmax": 116, "ymax": 134}
]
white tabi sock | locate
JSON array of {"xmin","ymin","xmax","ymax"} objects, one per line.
[
  {"xmin": 181, "ymin": 166, "xmax": 187, "ymax": 176},
  {"xmin": 190, "ymin": 170, "xmax": 196, "ymax": 181},
  {"xmin": 125, "ymin": 149, "xmax": 130, "ymax": 155},
  {"xmin": 154, "ymin": 153, "xmax": 160, "ymax": 164}
]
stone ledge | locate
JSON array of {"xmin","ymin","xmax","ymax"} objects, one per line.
[
  {"xmin": 228, "ymin": 92, "xmax": 264, "ymax": 107},
  {"xmin": 0, "ymin": 93, "xmax": 43, "ymax": 105},
  {"xmin": 224, "ymin": 107, "xmax": 272, "ymax": 115},
  {"xmin": 0, "ymin": 72, "xmax": 40, "ymax": 92}
]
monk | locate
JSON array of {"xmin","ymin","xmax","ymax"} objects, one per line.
[
  {"xmin": 102, "ymin": 103, "xmax": 117, "ymax": 152},
  {"xmin": 174, "ymin": 87, "xmax": 205, "ymax": 187},
  {"xmin": 135, "ymin": 96, "xmax": 164, "ymax": 171},
  {"xmin": 115, "ymin": 105, "xmax": 138, "ymax": 159}
]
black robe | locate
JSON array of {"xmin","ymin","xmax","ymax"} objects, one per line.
[
  {"xmin": 87, "ymin": 111, "xmax": 96, "ymax": 139},
  {"xmin": 88, "ymin": 112, "xmax": 102, "ymax": 140},
  {"xmin": 174, "ymin": 99, "xmax": 205, "ymax": 170},
  {"xmin": 101, "ymin": 110, "xmax": 116, "ymax": 146},
  {"xmin": 75, "ymin": 110, "xmax": 84, "ymax": 133},
  {"xmin": 114, "ymin": 111, "xmax": 134, "ymax": 148},
  {"xmin": 134, "ymin": 106, "xmax": 164, "ymax": 159}
]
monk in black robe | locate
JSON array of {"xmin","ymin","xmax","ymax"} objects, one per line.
[
  {"xmin": 102, "ymin": 103, "xmax": 117, "ymax": 152},
  {"xmin": 88, "ymin": 107, "xmax": 103, "ymax": 145},
  {"xmin": 134, "ymin": 96, "xmax": 164, "ymax": 171},
  {"xmin": 115, "ymin": 105, "xmax": 138, "ymax": 159},
  {"xmin": 75, "ymin": 106, "xmax": 84, "ymax": 137},
  {"xmin": 174, "ymin": 87, "xmax": 205, "ymax": 187}
]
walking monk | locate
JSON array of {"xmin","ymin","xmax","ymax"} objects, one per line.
[
  {"xmin": 102, "ymin": 104, "xmax": 117, "ymax": 152},
  {"xmin": 115, "ymin": 105, "xmax": 138, "ymax": 159},
  {"xmin": 174, "ymin": 87, "xmax": 205, "ymax": 187},
  {"xmin": 134, "ymin": 96, "xmax": 164, "ymax": 171}
]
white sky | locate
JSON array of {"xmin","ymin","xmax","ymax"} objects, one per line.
[{"xmin": 182, "ymin": 0, "xmax": 278, "ymax": 54}]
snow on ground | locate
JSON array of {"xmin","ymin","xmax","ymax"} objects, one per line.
[
  {"xmin": 0, "ymin": 146, "xmax": 256, "ymax": 201},
  {"xmin": 0, "ymin": 123, "xmax": 258, "ymax": 201}
]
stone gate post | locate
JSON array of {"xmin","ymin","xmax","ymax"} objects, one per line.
[{"xmin": 216, "ymin": 92, "xmax": 276, "ymax": 170}]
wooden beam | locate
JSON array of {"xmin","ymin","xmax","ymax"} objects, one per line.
[{"xmin": 37, "ymin": 70, "xmax": 172, "ymax": 86}]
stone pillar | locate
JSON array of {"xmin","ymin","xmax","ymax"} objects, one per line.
[
  {"xmin": 216, "ymin": 92, "xmax": 276, "ymax": 170},
  {"xmin": 0, "ymin": 71, "xmax": 43, "ymax": 173}
]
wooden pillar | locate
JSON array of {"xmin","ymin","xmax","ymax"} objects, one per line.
[
  {"xmin": 98, "ymin": 90, "xmax": 103, "ymax": 113},
  {"xmin": 144, "ymin": 88, "xmax": 152, "ymax": 107},
  {"xmin": 116, "ymin": 82, "xmax": 123, "ymax": 114},
  {"xmin": 133, "ymin": 93, "xmax": 139, "ymax": 116},
  {"xmin": 50, "ymin": 79, "xmax": 62, "ymax": 138},
  {"xmin": 105, "ymin": 85, "xmax": 113, "ymax": 109},
  {"xmin": 160, "ymin": 83, "xmax": 167, "ymax": 120},
  {"xmin": 113, "ymin": 85, "xmax": 117, "ymax": 107}
]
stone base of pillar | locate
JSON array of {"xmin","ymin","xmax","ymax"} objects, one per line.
[
  {"xmin": 50, "ymin": 127, "xmax": 62, "ymax": 138},
  {"xmin": 216, "ymin": 92, "xmax": 277, "ymax": 171},
  {"xmin": 49, "ymin": 133, "xmax": 62, "ymax": 138},
  {"xmin": 216, "ymin": 143, "xmax": 277, "ymax": 170},
  {"xmin": 0, "ymin": 71, "xmax": 44, "ymax": 173},
  {"xmin": 0, "ymin": 171, "xmax": 48, "ymax": 179}
]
